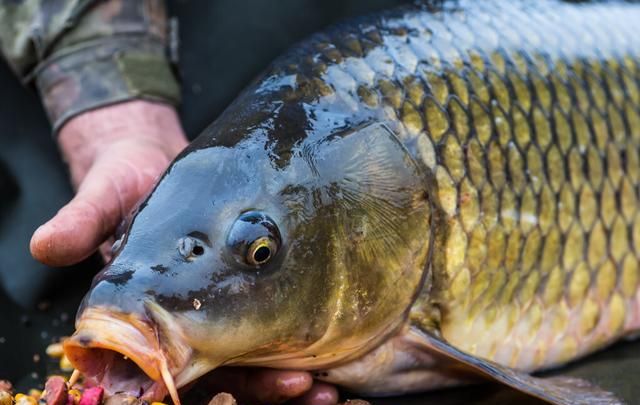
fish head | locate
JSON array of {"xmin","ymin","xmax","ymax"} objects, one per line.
[{"xmin": 63, "ymin": 91, "xmax": 433, "ymax": 401}]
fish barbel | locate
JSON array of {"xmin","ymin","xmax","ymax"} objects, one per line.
[{"xmin": 64, "ymin": 1, "xmax": 640, "ymax": 404}]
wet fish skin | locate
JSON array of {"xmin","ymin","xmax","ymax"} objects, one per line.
[
  {"xmin": 271, "ymin": 0, "xmax": 640, "ymax": 372},
  {"xmin": 64, "ymin": 0, "xmax": 640, "ymax": 402}
]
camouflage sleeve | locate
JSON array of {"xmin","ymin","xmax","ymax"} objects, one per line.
[{"xmin": 0, "ymin": 0, "xmax": 180, "ymax": 133}]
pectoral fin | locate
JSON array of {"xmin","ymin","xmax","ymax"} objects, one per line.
[{"xmin": 406, "ymin": 328, "xmax": 623, "ymax": 405}]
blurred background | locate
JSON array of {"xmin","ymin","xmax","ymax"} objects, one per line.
[{"xmin": 0, "ymin": 0, "xmax": 638, "ymax": 403}]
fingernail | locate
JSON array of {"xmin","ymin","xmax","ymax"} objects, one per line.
[
  {"xmin": 276, "ymin": 374, "xmax": 311, "ymax": 392},
  {"xmin": 302, "ymin": 385, "xmax": 339, "ymax": 405}
]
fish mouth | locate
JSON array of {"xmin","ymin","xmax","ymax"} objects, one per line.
[{"xmin": 63, "ymin": 307, "xmax": 189, "ymax": 403}]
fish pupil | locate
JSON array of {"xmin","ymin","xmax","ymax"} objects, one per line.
[
  {"xmin": 253, "ymin": 246, "xmax": 271, "ymax": 263},
  {"xmin": 192, "ymin": 245, "xmax": 205, "ymax": 256}
]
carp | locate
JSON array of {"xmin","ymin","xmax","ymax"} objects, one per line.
[{"xmin": 63, "ymin": 1, "xmax": 640, "ymax": 404}]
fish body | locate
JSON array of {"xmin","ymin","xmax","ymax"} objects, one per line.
[{"xmin": 64, "ymin": 1, "xmax": 640, "ymax": 403}]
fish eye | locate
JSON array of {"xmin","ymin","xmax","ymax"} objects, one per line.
[
  {"xmin": 247, "ymin": 236, "xmax": 277, "ymax": 266},
  {"xmin": 227, "ymin": 211, "xmax": 282, "ymax": 268}
]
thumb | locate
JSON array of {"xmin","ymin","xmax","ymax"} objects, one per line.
[{"xmin": 30, "ymin": 150, "xmax": 161, "ymax": 266}]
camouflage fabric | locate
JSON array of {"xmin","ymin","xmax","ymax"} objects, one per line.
[{"xmin": 0, "ymin": 0, "xmax": 180, "ymax": 133}]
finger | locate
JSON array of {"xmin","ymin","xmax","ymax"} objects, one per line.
[
  {"xmin": 290, "ymin": 382, "xmax": 339, "ymax": 405},
  {"xmin": 30, "ymin": 196, "xmax": 116, "ymax": 267},
  {"xmin": 248, "ymin": 369, "xmax": 313, "ymax": 403},
  {"xmin": 99, "ymin": 237, "xmax": 116, "ymax": 263},
  {"xmin": 199, "ymin": 368, "xmax": 313, "ymax": 404},
  {"xmin": 30, "ymin": 147, "xmax": 164, "ymax": 266}
]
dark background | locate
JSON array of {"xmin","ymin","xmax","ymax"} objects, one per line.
[{"xmin": 0, "ymin": 0, "xmax": 638, "ymax": 403}]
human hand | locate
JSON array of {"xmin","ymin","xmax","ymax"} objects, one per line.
[
  {"xmin": 30, "ymin": 100, "xmax": 189, "ymax": 266},
  {"xmin": 29, "ymin": 100, "xmax": 338, "ymax": 405},
  {"xmin": 199, "ymin": 368, "xmax": 338, "ymax": 405}
]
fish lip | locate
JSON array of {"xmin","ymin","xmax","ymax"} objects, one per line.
[{"xmin": 63, "ymin": 307, "xmax": 187, "ymax": 401}]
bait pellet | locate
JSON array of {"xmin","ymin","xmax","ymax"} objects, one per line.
[
  {"xmin": 0, "ymin": 391, "xmax": 12, "ymax": 405},
  {"xmin": 59, "ymin": 356, "xmax": 73, "ymax": 372},
  {"xmin": 45, "ymin": 344, "xmax": 64, "ymax": 359}
]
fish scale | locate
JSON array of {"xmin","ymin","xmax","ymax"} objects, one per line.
[{"xmin": 269, "ymin": 0, "xmax": 640, "ymax": 372}]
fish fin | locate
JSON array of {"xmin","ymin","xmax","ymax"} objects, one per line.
[
  {"xmin": 406, "ymin": 328, "xmax": 623, "ymax": 405},
  {"xmin": 292, "ymin": 120, "xmax": 433, "ymax": 269},
  {"xmin": 319, "ymin": 326, "xmax": 471, "ymax": 395}
]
